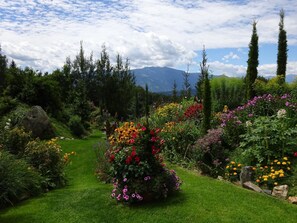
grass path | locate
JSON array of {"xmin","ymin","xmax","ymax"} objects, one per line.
[{"xmin": 1, "ymin": 131, "xmax": 297, "ymax": 223}]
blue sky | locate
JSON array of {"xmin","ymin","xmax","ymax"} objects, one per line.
[{"xmin": 0, "ymin": 0, "xmax": 296, "ymax": 77}]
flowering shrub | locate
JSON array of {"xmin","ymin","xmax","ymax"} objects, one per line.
[
  {"xmin": 183, "ymin": 103, "xmax": 203, "ymax": 120},
  {"xmin": 225, "ymin": 161, "xmax": 242, "ymax": 182},
  {"xmin": 254, "ymin": 157, "xmax": 292, "ymax": 189},
  {"xmin": 149, "ymin": 103, "xmax": 182, "ymax": 127},
  {"xmin": 192, "ymin": 128, "xmax": 228, "ymax": 177},
  {"xmin": 108, "ymin": 122, "xmax": 182, "ymax": 204},
  {"xmin": 160, "ymin": 120, "xmax": 202, "ymax": 164},
  {"xmin": 24, "ymin": 137, "xmax": 68, "ymax": 189}
]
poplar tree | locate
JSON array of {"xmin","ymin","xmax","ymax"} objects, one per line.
[
  {"xmin": 276, "ymin": 9, "xmax": 288, "ymax": 83},
  {"xmin": 245, "ymin": 21, "xmax": 259, "ymax": 99},
  {"xmin": 201, "ymin": 46, "xmax": 211, "ymax": 134}
]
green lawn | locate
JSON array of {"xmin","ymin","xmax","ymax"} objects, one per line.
[{"xmin": 1, "ymin": 131, "xmax": 297, "ymax": 223}]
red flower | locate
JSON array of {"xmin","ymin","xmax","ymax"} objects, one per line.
[
  {"xmin": 150, "ymin": 130, "xmax": 155, "ymax": 135},
  {"xmin": 294, "ymin": 152, "xmax": 297, "ymax": 157},
  {"xmin": 141, "ymin": 126, "xmax": 147, "ymax": 131},
  {"xmin": 131, "ymin": 150, "xmax": 137, "ymax": 157},
  {"xmin": 135, "ymin": 156, "xmax": 140, "ymax": 163},
  {"xmin": 109, "ymin": 154, "xmax": 115, "ymax": 162},
  {"xmin": 126, "ymin": 156, "xmax": 132, "ymax": 165}
]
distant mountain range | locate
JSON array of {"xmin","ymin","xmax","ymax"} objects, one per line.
[{"xmin": 132, "ymin": 66, "xmax": 297, "ymax": 93}]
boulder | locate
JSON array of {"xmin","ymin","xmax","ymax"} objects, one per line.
[
  {"xmin": 240, "ymin": 166, "xmax": 254, "ymax": 185},
  {"xmin": 21, "ymin": 106, "xmax": 55, "ymax": 139},
  {"xmin": 272, "ymin": 185, "xmax": 289, "ymax": 199},
  {"xmin": 288, "ymin": 196, "xmax": 297, "ymax": 204},
  {"xmin": 243, "ymin": 181, "xmax": 263, "ymax": 193}
]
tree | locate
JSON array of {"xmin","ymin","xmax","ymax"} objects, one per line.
[
  {"xmin": 172, "ymin": 80, "xmax": 178, "ymax": 102},
  {"xmin": 0, "ymin": 45, "xmax": 8, "ymax": 94},
  {"xmin": 276, "ymin": 9, "xmax": 288, "ymax": 83},
  {"xmin": 182, "ymin": 64, "xmax": 191, "ymax": 99},
  {"xmin": 245, "ymin": 21, "xmax": 259, "ymax": 99},
  {"xmin": 201, "ymin": 46, "xmax": 211, "ymax": 134}
]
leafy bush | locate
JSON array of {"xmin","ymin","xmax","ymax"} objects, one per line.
[
  {"xmin": 24, "ymin": 138, "xmax": 67, "ymax": 189},
  {"xmin": 238, "ymin": 110, "xmax": 297, "ymax": 165},
  {"xmin": 160, "ymin": 120, "xmax": 202, "ymax": 165},
  {"xmin": 0, "ymin": 150, "xmax": 42, "ymax": 208},
  {"xmin": 95, "ymin": 141, "xmax": 112, "ymax": 183},
  {"xmin": 68, "ymin": 115, "xmax": 86, "ymax": 137},
  {"xmin": 2, "ymin": 126, "xmax": 32, "ymax": 156},
  {"xmin": 107, "ymin": 122, "xmax": 181, "ymax": 204},
  {"xmin": 0, "ymin": 96, "xmax": 18, "ymax": 116},
  {"xmin": 192, "ymin": 128, "xmax": 228, "ymax": 177}
]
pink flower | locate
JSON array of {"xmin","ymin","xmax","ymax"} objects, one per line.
[{"xmin": 294, "ymin": 152, "xmax": 297, "ymax": 157}]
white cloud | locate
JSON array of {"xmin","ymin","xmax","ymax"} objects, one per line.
[{"xmin": 0, "ymin": 0, "xmax": 296, "ymax": 74}]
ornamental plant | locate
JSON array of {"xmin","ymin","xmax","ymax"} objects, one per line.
[
  {"xmin": 225, "ymin": 161, "xmax": 242, "ymax": 182},
  {"xmin": 183, "ymin": 103, "xmax": 203, "ymax": 120},
  {"xmin": 107, "ymin": 122, "xmax": 182, "ymax": 204},
  {"xmin": 254, "ymin": 157, "xmax": 291, "ymax": 189}
]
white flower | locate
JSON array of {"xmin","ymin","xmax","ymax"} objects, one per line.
[
  {"xmin": 245, "ymin": 121, "xmax": 252, "ymax": 127},
  {"xmin": 277, "ymin": 109, "xmax": 286, "ymax": 118}
]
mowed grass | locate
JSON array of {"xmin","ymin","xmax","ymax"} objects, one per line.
[{"xmin": 1, "ymin": 131, "xmax": 297, "ymax": 223}]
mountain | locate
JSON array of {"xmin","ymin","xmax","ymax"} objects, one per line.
[
  {"xmin": 132, "ymin": 67, "xmax": 297, "ymax": 93},
  {"xmin": 132, "ymin": 67, "xmax": 199, "ymax": 93}
]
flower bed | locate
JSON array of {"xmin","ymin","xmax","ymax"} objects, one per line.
[{"xmin": 107, "ymin": 122, "xmax": 182, "ymax": 204}]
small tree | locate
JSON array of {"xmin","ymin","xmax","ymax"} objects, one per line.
[
  {"xmin": 276, "ymin": 9, "xmax": 288, "ymax": 83},
  {"xmin": 245, "ymin": 21, "xmax": 259, "ymax": 99},
  {"xmin": 201, "ymin": 46, "xmax": 211, "ymax": 134},
  {"xmin": 182, "ymin": 64, "xmax": 191, "ymax": 99},
  {"xmin": 172, "ymin": 80, "xmax": 178, "ymax": 102}
]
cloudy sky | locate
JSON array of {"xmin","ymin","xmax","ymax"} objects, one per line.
[{"xmin": 0, "ymin": 0, "xmax": 296, "ymax": 77}]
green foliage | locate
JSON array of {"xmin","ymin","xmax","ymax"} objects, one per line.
[
  {"xmin": 2, "ymin": 126, "xmax": 32, "ymax": 156},
  {"xmin": 0, "ymin": 96, "xmax": 18, "ymax": 116},
  {"xmin": 161, "ymin": 120, "xmax": 202, "ymax": 165},
  {"xmin": 211, "ymin": 76, "xmax": 245, "ymax": 112},
  {"xmin": 95, "ymin": 141, "xmax": 112, "ymax": 183},
  {"xmin": 276, "ymin": 9, "xmax": 288, "ymax": 81},
  {"xmin": 24, "ymin": 138, "xmax": 67, "ymax": 189},
  {"xmin": 246, "ymin": 21, "xmax": 259, "ymax": 99},
  {"xmin": 254, "ymin": 75, "xmax": 288, "ymax": 96},
  {"xmin": 238, "ymin": 113, "xmax": 297, "ymax": 165},
  {"xmin": 68, "ymin": 115, "xmax": 86, "ymax": 137},
  {"xmin": 0, "ymin": 150, "xmax": 42, "ymax": 208}
]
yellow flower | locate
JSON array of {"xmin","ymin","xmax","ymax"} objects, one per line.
[
  {"xmin": 252, "ymin": 167, "xmax": 256, "ymax": 171},
  {"xmin": 256, "ymin": 179, "xmax": 260, "ymax": 183},
  {"xmin": 288, "ymin": 161, "xmax": 291, "ymax": 165},
  {"xmin": 274, "ymin": 159, "xmax": 278, "ymax": 163},
  {"xmin": 237, "ymin": 164, "xmax": 242, "ymax": 167},
  {"xmin": 231, "ymin": 161, "xmax": 235, "ymax": 165},
  {"xmin": 226, "ymin": 166, "xmax": 229, "ymax": 169},
  {"xmin": 277, "ymin": 162, "xmax": 281, "ymax": 165},
  {"xmin": 234, "ymin": 172, "xmax": 237, "ymax": 175},
  {"xmin": 263, "ymin": 178, "xmax": 268, "ymax": 181},
  {"xmin": 264, "ymin": 166, "xmax": 268, "ymax": 169},
  {"xmin": 279, "ymin": 173, "xmax": 285, "ymax": 177},
  {"xmin": 283, "ymin": 157, "xmax": 288, "ymax": 161},
  {"xmin": 287, "ymin": 167, "xmax": 291, "ymax": 170},
  {"xmin": 274, "ymin": 182, "xmax": 278, "ymax": 186},
  {"xmin": 282, "ymin": 162, "xmax": 287, "ymax": 165},
  {"xmin": 233, "ymin": 168, "xmax": 237, "ymax": 171}
]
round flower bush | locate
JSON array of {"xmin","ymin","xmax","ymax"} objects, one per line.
[{"xmin": 108, "ymin": 122, "xmax": 182, "ymax": 204}]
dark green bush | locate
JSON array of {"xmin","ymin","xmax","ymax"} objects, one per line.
[
  {"xmin": 24, "ymin": 138, "xmax": 67, "ymax": 189},
  {"xmin": 68, "ymin": 115, "xmax": 86, "ymax": 137},
  {"xmin": 0, "ymin": 150, "xmax": 42, "ymax": 209},
  {"xmin": 0, "ymin": 96, "xmax": 18, "ymax": 116}
]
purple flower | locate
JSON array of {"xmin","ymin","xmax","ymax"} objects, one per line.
[
  {"xmin": 123, "ymin": 178, "xmax": 127, "ymax": 182},
  {"xmin": 123, "ymin": 188, "xmax": 128, "ymax": 194},
  {"xmin": 132, "ymin": 193, "xmax": 136, "ymax": 198},
  {"xmin": 248, "ymin": 113, "xmax": 253, "ymax": 117},
  {"xmin": 111, "ymin": 193, "xmax": 116, "ymax": 197}
]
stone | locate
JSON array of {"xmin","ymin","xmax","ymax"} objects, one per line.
[
  {"xmin": 272, "ymin": 185, "xmax": 289, "ymax": 199},
  {"xmin": 240, "ymin": 166, "xmax": 254, "ymax": 185},
  {"xmin": 217, "ymin": 176, "xmax": 224, "ymax": 181},
  {"xmin": 21, "ymin": 106, "xmax": 55, "ymax": 139},
  {"xmin": 263, "ymin": 189, "xmax": 272, "ymax": 195},
  {"xmin": 288, "ymin": 196, "xmax": 297, "ymax": 204},
  {"xmin": 243, "ymin": 181, "xmax": 263, "ymax": 193}
]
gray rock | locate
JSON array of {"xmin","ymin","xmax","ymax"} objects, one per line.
[
  {"xmin": 21, "ymin": 106, "xmax": 55, "ymax": 139},
  {"xmin": 240, "ymin": 166, "xmax": 254, "ymax": 185},
  {"xmin": 243, "ymin": 181, "xmax": 263, "ymax": 193},
  {"xmin": 263, "ymin": 189, "xmax": 272, "ymax": 195},
  {"xmin": 272, "ymin": 185, "xmax": 289, "ymax": 199}
]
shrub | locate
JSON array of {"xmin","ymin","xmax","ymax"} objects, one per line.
[
  {"xmin": 0, "ymin": 96, "xmax": 18, "ymax": 116},
  {"xmin": 160, "ymin": 120, "xmax": 202, "ymax": 165},
  {"xmin": 2, "ymin": 126, "xmax": 32, "ymax": 156},
  {"xmin": 95, "ymin": 141, "xmax": 112, "ymax": 183},
  {"xmin": 192, "ymin": 128, "xmax": 228, "ymax": 177},
  {"xmin": 238, "ymin": 110, "xmax": 297, "ymax": 165},
  {"xmin": 24, "ymin": 138, "xmax": 67, "ymax": 189},
  {"xmin": 108, "ymin": 122, "xmax": 182, "ymax": 204},
  {"xmin": 0, "ymin": 150, "xmax": 42, "ymax": 208},
  {"xmin": 68, "ymin": 115, "xmax": 86, "ymax": 137}
]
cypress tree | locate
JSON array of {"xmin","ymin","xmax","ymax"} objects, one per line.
[
  {"xmin": 172, "ymin": 80, "xmax": 178, "ymax": 102},
  {"xmin": 201, "ymin": 46, "xmax": 211, "ymax": 134},
  {"xmin": 276, "ymin": 9, "xmax": 288, "ymax": 83},
  {"xmin": 245, "ymin": 21, "xmax": 259, "ymax": 99}
]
